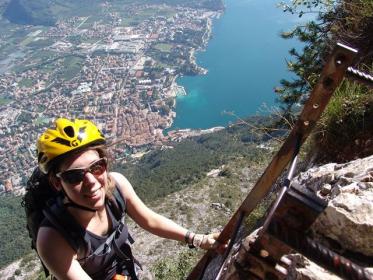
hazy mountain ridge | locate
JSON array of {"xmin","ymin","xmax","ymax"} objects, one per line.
[
  {"xmin": 2, "ymin": 0, "xmax": 224, "ymax": 26},
  {"xmin": 3, "ymin": 0, "xmax": 57, "ymax": 26}
]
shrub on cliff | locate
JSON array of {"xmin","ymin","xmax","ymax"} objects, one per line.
[
  {"xmin": 277, "ymin": 0, "xmax": 373, "ymax": 162},
  {"xmin": 310, "ymin": 78, "xmax": 373, "ymax": 162}
]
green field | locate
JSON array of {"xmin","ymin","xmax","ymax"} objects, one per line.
[
  {"xmin": 34, "ymin": 116, "xmax": 51, "ymax": 125},
  {"xmin": 117, "ymin": 6, "xmax": 176, "ymax": 26},
  {"xmin": 153, "ymin": 43, "xmax": 173, "ymax": 53},
  {"xmin": 119, "ymin": 17, "xmax": 143, "ymax": 27},
  {"xmin": 156, "ymin": 61, "xmax": 172, "ymax": 69},
  {"xmin": 0, "ymin": 97, "xmax": 13, "ymax": 106},
  {"xmin": 58, "ymin": 55, "xmax": 84, "ymax": 81},
  {"xmin": 20, "ymin": 36, "xmax": 35, "ymax": 47},
  {"xmin": 28, "ymin": 38, "xmax": 54, "ymax": 49},
  {"xmin": 11, "ymin": 50, "xmax": 58, "ymax": 73},
  {"xmin": 18, "ymin": 78, "xmax": 34, "ymax": 88},
  {"xmin": 82, "ymin": 37, "xmax": 101, "ymax": 44}
]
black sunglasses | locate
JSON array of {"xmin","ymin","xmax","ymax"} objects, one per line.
[{"xmin": 56, "ymin": 157, "xmax": 108, "ymax": 185}]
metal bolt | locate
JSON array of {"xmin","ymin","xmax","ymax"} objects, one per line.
[
  {"xmin": 335, "ymin": 54, "xmax": 346, "ymax": 66},
  {"xmin": 260, "ymin": 249, "xmax": 269, "ymax": 258}
]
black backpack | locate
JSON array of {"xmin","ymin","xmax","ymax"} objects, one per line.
[{"xmin": 22, "ymin": 167, "xmax": 130, "ymax": 277}]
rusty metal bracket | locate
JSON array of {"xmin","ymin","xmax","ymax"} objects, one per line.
[{"xmin": 218, "ymin": 183, "xmax": 371, "ymax": 280}]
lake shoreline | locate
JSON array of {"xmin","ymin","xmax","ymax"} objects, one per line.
[{"xmin": 170, "ymin": 0, "xmax": 303, "ymax": 130}]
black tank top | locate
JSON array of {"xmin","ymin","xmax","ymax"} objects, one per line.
[{"xmin": 41, "ymin": 202, "xmax": 132, "ymax": 279}]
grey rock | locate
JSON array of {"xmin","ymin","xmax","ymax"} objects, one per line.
[
  {"xmin": 289, "ymin": 155, "xmax": 373, "ymax": 278},
  {"xmin": 320, "ymin": 183, "xmax": 332, "ymax": 196}
]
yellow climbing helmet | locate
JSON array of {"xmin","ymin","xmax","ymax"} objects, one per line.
[{"xmin": 37, "ymin": 118, "xmax": 106, "ymax": 174}]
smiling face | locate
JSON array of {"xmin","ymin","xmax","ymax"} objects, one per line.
[{"xmin": 56, "ymin": 149, "xmax": 108, "ymax": 211}]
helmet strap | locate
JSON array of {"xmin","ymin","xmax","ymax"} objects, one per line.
[
  {"xmin": 64, "ymin": 201, "xmax": 97, "ymax": 212},
  {"xmin": 61, "ymin": 189, "xmax": 97, "ymax": 212}
]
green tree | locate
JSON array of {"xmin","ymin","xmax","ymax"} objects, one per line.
[
  {"xmin": 0, "ymin": 195, "xmax": 31, "ymax": 268},
  {"xmin": 277, "ymin": 0, "xmax": 373, "ymax": 112},
  {"xmin": 277, "ymin": 0, "xmax": 373, "ymax": 162}
]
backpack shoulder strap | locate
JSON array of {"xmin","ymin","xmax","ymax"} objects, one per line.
[
  {"xmin": 107, "ymin": 175, "xmax": 127, "ymax": 219},
  {"xmin": 113, "ymin": 186, "xmax": 126, "ymax": 214},
  {"xmin": 43, "ymin": 196, "xmax": 87, "ymax": 253},
  {"xmin": 106, "ymin": 177, "xmax": 136, "ymax": 244}
]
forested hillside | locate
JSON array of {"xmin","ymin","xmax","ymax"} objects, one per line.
[
  {"xmin": 118, "ymin": 116, "xmax": 278, "ymax": 202},
  {"xmin": 0, "ymin": 195, "xmax": 30, "ymax": 269}
]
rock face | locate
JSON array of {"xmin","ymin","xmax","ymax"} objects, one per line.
[
  {"xmin": 288, "ymin": 155, "xmax": 373, "ymax": 279},
  {"xmin": 221, "ymin": 155, "xmax": 373, "ymax": 280},
  {"xmin": 293, "ymin": 155, "xmax": 373, "ymax": 257}
]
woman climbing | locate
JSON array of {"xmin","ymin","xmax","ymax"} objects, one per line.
[{"xmin": 35, "ymin": 118, "xmax": 223, "ymax": 280}]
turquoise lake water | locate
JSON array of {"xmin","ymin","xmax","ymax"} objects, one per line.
[{"xmin": 171, "ymin": 0, "xmax": 308, "ymax": 129}]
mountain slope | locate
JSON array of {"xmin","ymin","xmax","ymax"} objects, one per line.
[
  {"xmin": 3, "ymin": 0, "xmax": 57, "ymax": 25},
  {"xmin": 2, "ymin": 0, "xmax": 224, "ymax": 26}
]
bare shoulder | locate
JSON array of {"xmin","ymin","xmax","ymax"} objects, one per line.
[
  {"xmin": 109, "ymin": 172, "xmax": 131, "ymax": 185},
  {"xmin": 108, "ymin": 172, "xmax": 142, "ymax": 208},
  {"xmin": 37, "ymin": 226, "xmax": 87, "ymax": 279},
  {"xmin": 109, "ymin": 172, "xmax": 134, "ymax": 193},
  {"xmin": 37, "ymin": 226, "xmax": 75, "ymax": 256}
]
